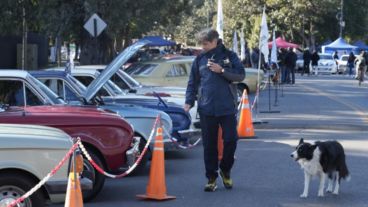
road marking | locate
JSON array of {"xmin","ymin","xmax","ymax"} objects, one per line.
[{"xmin": 301, "ymin": 84, "xmax": 368, "ymax": 124}]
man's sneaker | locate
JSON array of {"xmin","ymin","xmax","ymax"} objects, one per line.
[
  {"xmin": 204, "ymin": 178, "xmax": 217, "ymax": 192},
  {"xmin": 220, "ymin": 170, "xmax": 233, "ymax": 189}
]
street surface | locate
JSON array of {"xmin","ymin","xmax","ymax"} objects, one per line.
[{"xmin": 52, "ymin": 74, "xmax": 368, "ymax": 207}]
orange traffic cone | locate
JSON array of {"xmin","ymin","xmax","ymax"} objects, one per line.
[
  {"xmin": 64, "ymin": 171, "xmax": 83, "ymax": 207},
  {"xmin": 137, "ymin": 127, "xmax": 175, "ymax": 201},
  {"xmin": 237, "ymin": 90, "xmax": 255, "ymax": 139},
  {"xmin": 218, "ymin": 126, "xmax": 223, "ymax": 160}
]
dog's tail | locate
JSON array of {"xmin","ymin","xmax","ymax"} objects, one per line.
[{"xmin": 339, "ymin": 158, "xmax": 350, "ymax": 182}]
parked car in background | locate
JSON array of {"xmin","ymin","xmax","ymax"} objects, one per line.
[
  {"xmin": 337, "ymin": 55, "xmax": 351, "ymax": 74},
  {"xmin": 0, "ymin": 70, "xmax": 137, "ymax": 201},
  {"xmin": 30, "ymin": 70, "xmax": 175, "ymax": 156},
  {"xmin": 0, "ymin": 124, "xmax": 91, "ymax": 207},
  {"xmin": 295, "ymin": 54, "xmax": 304, "ymax": 72},
  {"xmin": 124, "ymin": 56, "xmax": 265, "ymax": 94},
  {"xmin": 61, "ymin": 65, "xmax": 199, "ymax": 129},
  {"xmin": 310, "ymin": 53, "xmax": 338, "ymax": 74}
]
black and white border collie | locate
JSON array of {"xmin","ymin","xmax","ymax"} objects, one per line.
[{"xmin": 291, "ymin": 138, "xmax": 350, "ymax": 198}]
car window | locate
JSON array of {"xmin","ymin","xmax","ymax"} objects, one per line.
[
  {"xmin": 166, "ymin": 64, "xmax": 187, "ymax": 77},
  {"xmin": 125, "ymin": 63, "xmax": 158, "ymax": 76},
  {"xmin": 25, "ymin": 86, "xmax": 43, "ymax": 106},
  {"xmin": 110, "ymin": 73, "xmax": 130, "ymax": 90},
  {"xmin": 342, "ymin": 56, "xmax": 349, "ymax": 61},
  {"xmin": 319, "ymin": 55, "xmax": 333, "ymax": 60},
  {"xmin": 39, "ymin": 78, "xmax": 79, "ymax": 102},
  {"xmin": 0, "ymin": 80, "xmax": 25, "ymax": 106},
  {"xmin": 74, "ymin": 75, "xmax": 110, "ymax": 97},
  {"xmin": 74, "ymin": 76, "xmax": 94, "ymax": 86},
  {"xmin": 39, "ymin": 79, "xmax": 64, "ymax": 98}
]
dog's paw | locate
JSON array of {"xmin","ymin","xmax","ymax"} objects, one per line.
[
  {"xmin": 318, "ymin": 192, "xmax": 324, "ymax": 197},
  {"xmin": 332, "ymin": 191, "xmax": 339, "ymax": 195},
  {"xmin": 326, "ymin": 188, "xmax": 333, "ymax": 193},
  {"xmin": 300, "ymin": 193, "xmax": 308, "ymax": 198}
]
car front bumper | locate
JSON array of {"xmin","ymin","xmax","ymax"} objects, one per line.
[{"xmin": 45, "ymin": 177, "xmax": 93, "ymax": 195}]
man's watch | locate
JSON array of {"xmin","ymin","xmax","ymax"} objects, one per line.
[{"xmin": 221, "ymin": 68, "xmax": 225, "ymax": 74}]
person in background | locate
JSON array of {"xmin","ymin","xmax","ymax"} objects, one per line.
[
  {"xmin": 302, "ymin": 48, "xmax": 311, "ymax": 76},
  {"xmin": 333, "ymin": 51, "xmax": 339, "ymax": 60},
  {"xmin": 347, "ymin": 52, "xmax": 356, "ymax": 77},
  {"xmin": 184, "ymin": 28, "xmax": 245, "ymax": 192},
  {"xmin": 285, "ymin": 48, "xmax": 297, "ymax": 84},
  {"xmin": 311, "ymin": 51, "xmax": 320, "ymax": 75}
]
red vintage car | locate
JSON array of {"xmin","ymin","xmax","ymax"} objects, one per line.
[{"xmin": 0, "ymin": 72, "xmax": 136, "ymax": 201}]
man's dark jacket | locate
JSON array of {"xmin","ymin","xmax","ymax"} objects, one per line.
[{"xmin": 185, "ymin": 41, "xmax": 245, "ymax": 116}]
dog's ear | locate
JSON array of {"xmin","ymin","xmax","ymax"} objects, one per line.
[{"xmin": 299, "ymin": 138, "xmax": 304, "ymax": 145}]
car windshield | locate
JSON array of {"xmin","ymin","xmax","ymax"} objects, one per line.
[
  {"xmin": 341, "ymin": 56, "xmax": 349, "ymax": 61},
  {"xmin": 106, "ymin": 80, "xmax": 125, "ymax": 95},
  {"xmin": 319, "ymin": 55, "xmax": 333, "ymax": 60},
  {"xmin": 66, "ymin": 74, "xmax": 87, "ymax": 94},
  {"xmin": 125, "ymin": 63, "xmax": 158, "ymax": 76},
  {"xmin": 118, "ymin": 70, "xmax": 141, "ymax": 88},
  {"xmin": 27, "ymin": 75, "xmax": 66, "ymax": 105}
]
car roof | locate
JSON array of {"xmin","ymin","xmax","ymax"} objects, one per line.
[{"xmin": 0, "ymin": 70, "xmax": 29, "ymax": 79}]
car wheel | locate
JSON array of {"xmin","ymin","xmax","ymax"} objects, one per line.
[
  {"xmin": 81, "ymin": 150, "xmax": 105, "ymax": 202},
  {"xmin": 131, "ymin": 136, "xmax": 150, "ymax": 175},
  {"xmin": 0, "ymin": 173, "xmax": 45, "ymax": 207}
]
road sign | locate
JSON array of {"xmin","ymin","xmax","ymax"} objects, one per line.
[{"xmin": 84, "ymin": 13, "xmax": 107, "ymax": 37}]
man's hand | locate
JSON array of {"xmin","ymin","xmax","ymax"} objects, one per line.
[
  {"xmin": 184, "ymin": 104, "xmax": 191, "ymax": 112},
  {"xmin": 208, "ymin": 61, "xmax": 223, "ymax": 73}
]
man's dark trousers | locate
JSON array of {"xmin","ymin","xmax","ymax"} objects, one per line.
[{"xmin": 200, "ymin": 113, "xmax": 238, "ymax": 179}]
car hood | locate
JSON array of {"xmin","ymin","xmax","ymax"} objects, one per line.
[
  {"xmin": 84, "ymin": 40, "xmax": 149, "ymax": 102},
  {"xmin": 0, "ymin": 124, "xmax": 72, "ymax": 149},
  {"xmin": 319, "ymin": 60, "xmax": 335, "ymax": 65},
  {"xmin": 100, "ymin": 103, "xmax": 170, "ymax": 119},
  {"xmin": 103, "ymin": 94, "xmax": 182, "ymax": 108},
  {"xmin": 136, "ymin": 86, "xmax": 186, "ymax": 97}
]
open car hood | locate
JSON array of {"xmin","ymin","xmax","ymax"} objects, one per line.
[{"xmin": 84, "ymin": 40, "xmax": 149, "ymax": 102}]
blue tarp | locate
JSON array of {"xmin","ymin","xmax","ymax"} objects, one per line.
[
  {"xmin": 139, "ymin": 36, "xmax": 176, "ymax": 47},
  {"xmin": 353, "ymin": 40, "xmax": 368, "ymax": 50},
  {"xmin": 322, "ymin": 37, "xmax": 358, "ymax": 54}
]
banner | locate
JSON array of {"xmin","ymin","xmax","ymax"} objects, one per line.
[
  {"xmin": 240, "ymin": 29, "xmax": 246, "ymax": 61},
  {"xmin": 232, "ymin": 31, "xmax": 239, "ymax": 56},
  {"xmin": 216, "ymin": 0, "xmax": 224, "ymax": 39},
  {"xmin": 259, "ymin": 7, "xmax": 269, "ymax": 64},
  {"xmin": 271, "ymin": 29, "xmax": 278, "ymax": 64}
]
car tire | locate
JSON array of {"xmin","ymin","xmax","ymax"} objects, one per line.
[
  {"xmin": 131, "ymin": 136, "xmax": 150, "ymax": 175},
  {"xmin": 0, "ymin": 173, "xmax": 45, "ymax": 207},
  {"xmin": 81, "ymin": 149, "xmax": 105, "ymax": 202}
]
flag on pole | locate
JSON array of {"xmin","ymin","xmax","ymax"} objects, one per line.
[
  {"xmin": 232, "ymin": 31, "xmax": 239, "ymax": 56},
  {"xmin": 216, "ymin": 0, "xmax": 224, "ymax": 39},
  {"xmin": 240, "ymin": 29, "xmax": 246, "ymax": 61},
  {"xmin": 270, "ymin": 29, "xmax": 278, "ymax": 65},
  {"xmin": 259, "ymin": 7, "xmax": 269, "ymax": 64}
]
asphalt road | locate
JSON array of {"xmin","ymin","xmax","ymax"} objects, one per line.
[{"xmin": 52, "ymin": 74, "xmax": 368, "ymax": 207}]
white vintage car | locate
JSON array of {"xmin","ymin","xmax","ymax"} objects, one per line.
[
  {"xmin": 310, "ymin": 53, "xmax": 338, "ymax": 74},
  {"xmin": 0, "ymin": 123, "xmax": 91, "ymax": 207},
  {"xmin": 124, "ymin": 56, "xmax": 265, "ymax": 94}
]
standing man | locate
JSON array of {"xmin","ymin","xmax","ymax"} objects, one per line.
[
  {"xmin": 285, "ymin": 48, "xmax": 297, "ymax": 84},
  {"xmin": 311, "ymin": 51, "xmax": 320, "ymax": 75},
  {"xmin": 302, "ymin": 48, "xmax": 311, "ymax": 76},
  {"xmin": 184, "ymin": 29, "xmax": 245, "ymax": 192}
]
